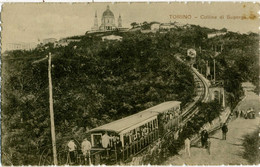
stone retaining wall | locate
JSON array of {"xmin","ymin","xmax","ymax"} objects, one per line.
[{"xmin": 191, "ymin": 107, "xmax": 231, "ymax": 145}]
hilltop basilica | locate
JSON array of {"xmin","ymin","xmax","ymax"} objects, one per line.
[{"xmin": 91, "ymin": 6, "xmax": 122, "ymax": 32}]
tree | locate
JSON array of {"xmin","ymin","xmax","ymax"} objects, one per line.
[{"xmin": 130, "ymin": 22, "xmax": 138, "ymax": 28}]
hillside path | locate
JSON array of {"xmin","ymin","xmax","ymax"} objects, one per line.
[{"xmin": 163, "ymin": 116, "xmax": 259, "ymax": 165}]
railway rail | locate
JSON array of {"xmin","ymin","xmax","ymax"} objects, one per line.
[
  {"xmin": 181, "ymin": 66, "xmax": 210, "ymax": 125},
  {"xmin": 174, "ymin": 54, "xmax": 210, "ymax": 125},
  {"xmin": 39, "ymin": 54, "xmax": 210, "ymax": 165}
]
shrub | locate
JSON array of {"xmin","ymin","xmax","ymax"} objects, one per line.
[{"xmin": 242, "ymin": 129, "xmax": 260, "ymax": 164}]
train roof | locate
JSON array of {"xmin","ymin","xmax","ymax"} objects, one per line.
[
  {"xmin": 143, "ymin": 101, "xmax": 181, "ymax": 113},
  {"xmin": 89, "ymin": 101, "xmax": 181, "ymax": 134}
]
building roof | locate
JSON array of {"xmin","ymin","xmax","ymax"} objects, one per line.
[
  {"xmin": 89, "ymin": 101, "xmax": 181, "ymax": 134},
  {"xmin": 102, "ymin": 35, "xmax": 122, "ymax": 41},
  {"xmin": 102, "ymin": 6, "xmax": 114, "ymax": 17}
]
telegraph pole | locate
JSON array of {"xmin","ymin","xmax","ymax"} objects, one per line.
[
  {"xmin": 213, "ymin": 45, "xmax": 216, "ymax": 84},
  {"xmin": 213, "ymin": 58, "xmax": 216, "ymax": 83},
  {"xmin": 48, "ymin": 52, "xmax": 58, "ymax": 165}
]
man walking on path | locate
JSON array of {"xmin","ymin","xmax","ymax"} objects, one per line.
[
  {"xmin": 201, "ymin": 130, "xmax": 205, "ymax": 148},
  {"xmin": 201, "ymin": 130, "xmax": 208, "ymax": 148},
  {"xmin": 221, "ymin": 123, "xmax": 228, "ymax": 140},
  {"xmin": 206, "ymin": 138, "xmax": 211, "ymax": 155},
  {"xmin": 235, "ymin": 110, "xmax": 239, "ymax": 118},
  {"xmin": 185, "ymin": 137, "xmax": 191, "ymax": 157}
]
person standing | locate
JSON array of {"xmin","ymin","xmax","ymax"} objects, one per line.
[
  {"xmin": 114, "ymin": 137, "xmax": 122, "ymax": 164},
  {"xmin": 252, "ymin": 108, "xmax": 256, "ymax": 119},
  {"xmin": 240, "ymin": 110, "xmax": 244, "ymax": 118},
  {"xmin": 201, "ymin": 130, "xmax": 205, "ymax": 148},
  {"xmin": 67, "ymin": 139, "xmax": 77, "ymax": 164},
  {"xmin": 221, "ymin": 123, "xmax": 228, "ymax": 140},
  {"xmin": 201, "ymin": 130, "xmax": 208, "ymax": 148},
  {"xmin": 235, "ymin": 110, "xmax": 239, "ymax": 118},
  {"xmin": 206, "ymin": 138, "xmax": 211, "ymax": 155},
  {"xmin": 81, "ymin": 138, "xmax": 92, "ymax": 165},
  {"xmin": 102, "ymin": 132, "xmax": 112, "ymax": 158},
  {"xmin": 184, "ymin": 137, "xmax": 191, "ymax": 157},
  {"xmin": 102, "ymin": 132, "xmax": 111, "ymax": 149},
  {"xmin": 203, "ymin": 130, "xmax": 209, "ymax": 145}
]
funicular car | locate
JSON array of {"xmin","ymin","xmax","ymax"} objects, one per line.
[
  {"xmin": 88, "ymin": 101, "xmax": 181, "ymax": 164},
  {"xmin": 146, "ymin": 101, "xmax": 182, "ymax": 134}
]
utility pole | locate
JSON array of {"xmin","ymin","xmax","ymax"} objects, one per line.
[
  {"xmin": 48, "ymin": 52, "xmax": 58, "ymax": 165},
  {"xmin": 213, "ymin": 58, "xmax": 216, "ymax": 84},
  {"xmin": 213, "ymin": 45, "xmax": 216, "ymax": 84},
  {"xmin": 205, "ymin": 60, "xmax": 208, "ymax": 77}
]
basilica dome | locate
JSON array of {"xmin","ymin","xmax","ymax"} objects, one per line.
[
  {"xmin": 102, "ymin": 6, "xmax": 114, "ymax": 17},
  {"xmin": 91, "ymin": 5, "xmax": 122, "ymax": 32},
  {"xmin": 99, "ymin": 5, "xmax": 116, "ymax": 31}
]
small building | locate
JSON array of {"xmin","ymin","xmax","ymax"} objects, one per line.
[
  {"xmin": 6, "ymin": 42, "xmax": 37, "ymax": 51},
  {"xmin": 141, "ymin": 30, "xmax": 157, "ymax": 34},
  {"xmin": 174, "ymin": 22, "xmax": 185, "ymax": 27},
  {"xmin": 208, "ymin": 82, "xmax": 225, "ymax": 108},
  {"xmin": 151, "ymin": 23, "xmax": 160, "ymax": 31},
  {"xmin": 42, "ymin": 38, "xmax": 57, "ymax": 45},
  {"xmin": 207, "ymin": 31, "xmax": 227, "ymax": 38},
  {"xmin": 102, "ymin": 35, "xmax": 123, "ymax": 41},
  {"xmin": 128, "ymin": 27, "xmax": 141, "ymax": 32},
  {"xmin": 159, "ymin": 23, "xmax": 176, "ymax": 30},
  {"xmin": 57, "ymin": 38, "xmax": 81, "ymax": 47},
  {"xmin": 118, "ymin": 27, "xmax": 129, "ymax": 32}
]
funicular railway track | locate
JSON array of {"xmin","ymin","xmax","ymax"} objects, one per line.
[
  {"xmin": 39, "ymin": 54, "xmax": 210, "ymax": 166},
  {"xmin": 174, "ymin": 54, "xmax": 210, "ymax": 125},
  {"xmin": 124, "ymin": 61, "xmax": 210, "ymax": 163},
  {"xmin": 181, "ymin": 67, "xmax": 210, "ymax": 125}
]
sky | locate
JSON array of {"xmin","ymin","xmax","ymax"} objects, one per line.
[{"xmin": 1, "ymin": 2, "xmax": 259, "ymax": 49}]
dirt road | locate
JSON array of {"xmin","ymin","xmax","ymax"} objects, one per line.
[
  {"xmin": 164, "ymin": 117, "xmax": 259, "ymax": 165},
  {"xmin": 164, "ymin": 87, "xmax": 259, "ymax": 165}
]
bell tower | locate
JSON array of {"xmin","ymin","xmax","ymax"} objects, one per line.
[
  {"xmin": 118, "ymin": 14, "xmax": 122, "ymax": 28},
  {"xmin": 92, "ymin": 11, "xmax": 99, "ymax": 31},
  {"xmin": 94, "ymin": 11, "xmax": 98, "ymax": 29}
]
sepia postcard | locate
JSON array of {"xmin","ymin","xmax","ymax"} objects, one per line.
[{"xmin": 1, "ymin": 2, "xmax": 259, "ymax": 166}]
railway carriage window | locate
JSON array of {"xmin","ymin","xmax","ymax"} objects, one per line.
[
  {"xmin": 124, "ymin": 134, "xmax": 130, "ymax": 146},
  {"xmin": 140, "ymin": 126, "xmax": 143, "ymax": 137},
  {"xmin": 153, "ymin": 120, "xmax": 156, "ymax": 129},
  {"xmin": 136, "ymin": 127, "xmax": 141, "ymax": 139},
  {"xmin": 156, "ymin": 119, "xmax": 158, "ymax": 128},
  {"xmin": 169, "ymin": 113, "xmax": 173, "ymax": 120},
  {"xmin": 142, "ymin": 125, "xmax": 148, "ymax": 136},
  {"xmin": 148, "ymin": 122, "xmax": 152, "ymax": 131},
  {"xmin": 130, "ymin": 130, "xmax": 135, "ymax": 143},
  {"xmin": 134, "ymin": 133, "xmax": 137, "ymax": 141},
  {"xmin": 92, "ymin": 134, "xmax": 102, "ymax": 147}
]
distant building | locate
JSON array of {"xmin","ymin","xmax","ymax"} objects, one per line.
[
  {"xmin": 91, "ymin": 6, "xmax": 123, "ymax": 32},
  {"xmin": 117, "ymin": 27, "xmax": 129, "ymax": 32},
  {"xmin": 207, "ymin": 31, "xmax": 227, "ymax": 38},
  {"xmin": 141, "ymin": 30, "xmax": 157, "ymax": 34},
  {"xmin": 159, "ymin": 22, "xmax": 190, "ymax": 30},
  {"xmin": 174, "ymin": 22, "xmax": 185, "ymax": 27},
  {"xmin": 42, "ymin": 38, "xmax": 57, "ymax": 44},
  {"xmin": 6, "ymin": 42, "xmax": 37, "ymax": 51},
  {"xmin": 128, "ymin": 27, "xmax": 141, "ymax": 32},
  {"xmin": 57, "ymin": 38, "xmax": 81, "ymax": 47},
  {"xmin": 159, "ymin": 23, "xmax": 176, "ymax": 30},
  {"xmin": 102, "ymin": 35, "xmax": 122, "ymax": 41},
  {"xmin": 151, "ymin": 23, "xmax": 160, "ymax": 31}
]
